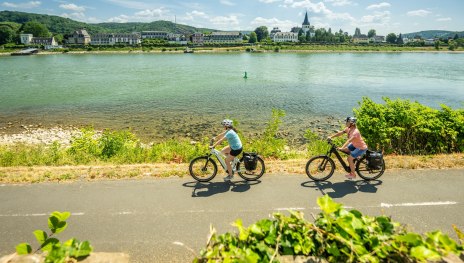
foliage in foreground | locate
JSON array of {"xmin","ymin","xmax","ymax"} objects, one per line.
[
  {"xmin": 194, "ymin": 195, "xmax": 463, "ymax": 263},
  {"xmin": 15, "ymin": 211, "xmax": 92, "ymax": 263}
]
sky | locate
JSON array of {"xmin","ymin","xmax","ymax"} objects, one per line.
[{"xmin": 1, "ymin": 0, "xmax": 463, "ymax": 36}]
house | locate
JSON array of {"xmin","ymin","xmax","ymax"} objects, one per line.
[
  {"xmin": 67, "ymin": 29, "xmax": 91, "ymax": 45},
  {"xmin": 191, "ymin": 32, "xmax": 204, "ymax": 45},
  {"xmin": 204, "ymin": 32, "xmax": 243, "ymax": 44},
  {"xmin": 273, "ymin": 32, "xmax": 299, "ymax": 43},
  {"xmin": 270, "ymin": 27, "xmax": 281, "ymax": 39},
  {"xmin": 30, "ymin": 37, "xmax": 58, "ymax": 49},
  {"xmin": 91, "ymin": 33, "xmax": 141, "ymax": 45},
  {"xmin": 141, "ymin": 31, "xmax": 169, "ymax": 40},
  {"xmin": 370, "ymin": 35, "xmax": 385, "ymax": 43},
  {"xmin": 168, "ymin": 34, "xmax": 188, "ymax": 45},
  {"xmin": 353, "ymin": 34, "xmax": 369, "ymax": 44},
  {"xmin": 20, "ymin": 34, "xmax": 33, "ymax": 45}
]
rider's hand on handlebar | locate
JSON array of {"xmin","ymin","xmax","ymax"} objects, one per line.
[{"xmin": 209, "ymin": 145, "xmax": 214, "ymax": 149}]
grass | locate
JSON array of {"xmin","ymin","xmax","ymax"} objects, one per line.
[{"xmin": 0, "ymin": 153, "xmax": 463, "ymax": 184}]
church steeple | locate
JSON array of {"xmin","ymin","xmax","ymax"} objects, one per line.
[{"xmin": 302, "ymin": 11, "xmax": 310, "ymax": 26}]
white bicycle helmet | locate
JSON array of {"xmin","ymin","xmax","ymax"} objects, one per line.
[
  {"xmin": 345, "ymin": 117, "xmax": 357, "ymax": 124},
  {"xmin": 221, "ymin": 119, "xmax": 233, "ymax": 127}
]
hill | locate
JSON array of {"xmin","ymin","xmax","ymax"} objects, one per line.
[
  {"xmin": 402, "ymin": 30, "xmax": 464, "ymax": 39},
  {"xmin": 0, "ymin": 10, "xmax": 215, "ymax": 35}
]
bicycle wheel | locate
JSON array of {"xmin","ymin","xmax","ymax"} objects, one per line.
[
  {"xmin": 237, "ymin": 156, "xmax": 265, "ymax": 181},
  {"xmin": 305, "ymin": 155, "xmax": 335, "ymax": 181},
  {"xmin": 189, "ymin": 156, "xmax": 217, "ymax": 182},
  {"xmin": 355, "ymin": 156, "xmax": 385, "ymax": 180}
]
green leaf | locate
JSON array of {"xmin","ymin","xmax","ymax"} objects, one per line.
[
  {"xmin": 396, "ymin": 233, "xmax": 423, "ymax": 246},
  {"xmin": 48, "ymin": 216, "xmax": 67, "ymax": 234},
  {"xmin": 40, "ymin": 238, "xmax": 59, "ymax": 252},
  {"xmin": 50, "ymin": 211, "xmax": 71, "ymax": 222},
  {"xmin": 317, "ymin": 195, "xmax": 342, "ymax": 214},
  {"xmin": 250, "ymin": 224, "xmax": 264, "ymax": 237},
  {"xmin": 33, "ymin": 230, "xmax": 48, "ymax": 245},
  {"xmin": 77, "ymin": 241, "xmax": 93, "ymax": 257},
  {"xmin": 15, "ymin": 243, "xmax": 32, "ymax": 255},
  {"xmin": 410, "ymin": 246, "xmax": 441, "ymax": 261}
]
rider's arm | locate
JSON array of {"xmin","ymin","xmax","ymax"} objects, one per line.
[
  {"xmin": 341, "ymin": 137, "xmax": 353, "ymax": 149},
  {"xmin": 328, "ymin": 130, "xmax": 345, "ymax": 139},
  {"xmin": 214, "ymin": 130, "xmax": 227, "ymax": 141},
  {"xmin": 212, "ymin": 136, "xmax": 226, "ymax": 148}
]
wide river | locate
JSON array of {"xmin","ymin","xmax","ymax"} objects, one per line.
[{"xmin": 1, "ymin": 52, "xmax": 463, "ymax": 143}]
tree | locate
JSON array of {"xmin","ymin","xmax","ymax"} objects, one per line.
[
  {"xmin": 254, "ymin": 26, "xmax": 269, "ymax": 42},
  {"xmin": 53, "ymin": 34, "xmax": 64, "ymax": 44},
  {"xmin": 354, "ymin": 27, "xmax": 361, "ymax": 36},
  {"xmin": 454, "ymin": 34, "xmax": 459, "ymax": 40},
  {"xmin": 0, "ymin": 25, "xmax": 15, "ymax": 45},
  {"xmin": 21, "ymin": 21, "xmax": 50, "ymax": 37},
  {"xmin": 434, "ymin": 40, "xmax": 440, "ymax": 50},
  {"xmin": 248, "ymin": 32, "xmax": 257, "ymax": 43},
  {"xmin": 386, "ymin": 33, "xmax": 397, "ymax": 44},
  {"xmin": 368, "ymin": 29, "xmax": 376, "ymax": 38}
]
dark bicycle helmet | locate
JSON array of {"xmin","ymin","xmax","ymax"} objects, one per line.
[{"xmin": 345, "ymin": 117, "xmax": 357, "ymax": 124}]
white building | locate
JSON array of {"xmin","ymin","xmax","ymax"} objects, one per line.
[
  {"xmin": 204, "ymin": 32, "xmax": 243, "ymax": 44},
  {"xmin": 91, "ymin": 33, "xmax": 141, "ymax": 45},
  {"xmin": 141, "ymin": 31, "xmax": 169, "ymax": 39},
  {"xmin": 301, "ymin": 11, "xmax": 315, "ymax": 38},
  {"xmin": 273, "ymin": 32, "xmax": 299, "ymax": 43},
  {"xmin": 20, "ymin": 34, "xmax": 33, "ymax": 45}
]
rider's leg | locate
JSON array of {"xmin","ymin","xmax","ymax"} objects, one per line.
[
  {"xmin": 347, "ymin": 155, "xmax": 355, "ymax": 177},
  {"xmin": 221, "ymin": 146, "xmax": 232, "ymax": 176}
]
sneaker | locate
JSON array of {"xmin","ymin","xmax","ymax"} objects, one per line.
[
  {"xmin": 224, "ymin": 175, "xmax": 234, "ymax": 181},
  {"xmin": 345, "ymin": 174, "xmax": 356, "ymax": 180}
]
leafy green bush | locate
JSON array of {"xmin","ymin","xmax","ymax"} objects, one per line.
[
  {"xmin": 194, "ymin": 195, "xmax": 463, "ymax": 263},
  {"xmin": 15, "ymin": 211, "xmax": 92, "ymax": 262},
  {"xmin": 355, "ymin": 97, "xmax": 464, "ymax": 154}
]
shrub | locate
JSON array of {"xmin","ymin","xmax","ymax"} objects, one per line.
[{"xmin": 194, "ymin": 195, "xmax": 463, "ymax": 262}]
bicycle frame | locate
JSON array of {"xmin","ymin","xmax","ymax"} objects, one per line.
[
  {"xmin": 326, "ymin": 142, "xmax": 352, "ymax": 173},
  {"xmin": 207, "ymin": 148, "xmax": 240, "ymax": 173}
]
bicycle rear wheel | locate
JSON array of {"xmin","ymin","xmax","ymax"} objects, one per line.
[
  {"xmin": 305, "ymin": 155, "xmax": 335, "ymax": 181},
  {"xmin": 189, "ymin": 156, "xmax": 217, "ymax": 182},
  {"xmin": 355, "ymin": 156, "xmax": 385, "ymax": 180},
  {"xmin": 237, "ymin": 156, "xmax": 265, "ymax": 181}
]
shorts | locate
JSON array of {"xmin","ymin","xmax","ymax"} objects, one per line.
[
  {"xmin": 230, "ymin": 147, "xmax": 243, "ymax": 157},
  {"xmin": 347, "ymin": 144, "xmax": 367, "ymax": 158}
]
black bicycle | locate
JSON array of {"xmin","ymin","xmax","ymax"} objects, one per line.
[{"xmin": 305, "ymin": 139, "xmax": 385, "ymax": 181}]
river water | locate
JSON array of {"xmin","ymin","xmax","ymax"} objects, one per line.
[{"xmin": 1, "ymin": 52, "xmax": 463, "ymax": 143}]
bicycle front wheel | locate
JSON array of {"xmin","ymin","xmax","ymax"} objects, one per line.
[
  {"xmin": 189, "ymin": 156, "xmax": 217, "ymax": 182},
  {"xmin": 355, "ymin": 156, "xmax": 385, "ymax": 180},
  {"xmin": 237, "ymin": 156, "xmax": 265, "ymax": 181},
  {"xmin": 305, "ymin": 155, "xmax": 335, "ymax": 181}
]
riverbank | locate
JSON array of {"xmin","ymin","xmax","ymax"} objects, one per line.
[
  {"xmin": 1, "ymin": 45, "xmax": 462, "ymax": 56},
  {"xmin": 1, "ymin": 154, "xmax": 463, "ymax": 184}
]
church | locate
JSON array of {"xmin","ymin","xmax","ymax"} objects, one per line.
[{"xmin": 291, "ymin": 11, "xmax": 315, "ymax": 38}]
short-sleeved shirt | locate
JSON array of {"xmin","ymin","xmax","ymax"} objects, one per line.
[
  {"xmin": 225, "ymin": 129, "xmax": 242, "ymax": 150},
  {"xmin": 344, "ymin": 127, "xmax": 368, "ymax": 150}
]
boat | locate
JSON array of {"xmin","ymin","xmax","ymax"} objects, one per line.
[
  {"xmin": 11, "ymin": 48, "xmax": 39, "ymax": 56},
  {"xmin": 184, "ymin": 47, "xmax": 194, "ymax": 53}
]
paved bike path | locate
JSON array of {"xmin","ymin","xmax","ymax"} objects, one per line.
[{"xmin": 0, "ymin": 169, "xmax": 463, "ymax": 262}]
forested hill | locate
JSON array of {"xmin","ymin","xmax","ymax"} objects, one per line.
[
  {"xmin": 402, "ymin": 30, "xmax": 464, "ymax": 39},
  {"xmin": 0, "ymin": 10, "xmax": 215, "ymax": 35}
]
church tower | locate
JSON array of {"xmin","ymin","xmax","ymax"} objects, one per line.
[{"xmin": 302, "ymin": 11, "xmax": 311, "ymax": 34}]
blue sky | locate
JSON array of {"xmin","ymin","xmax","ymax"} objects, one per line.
[{"xmin": 1, "ymin": 0, "xmax": 463, "ymax": 35}]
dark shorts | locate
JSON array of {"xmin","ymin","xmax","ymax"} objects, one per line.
[{"xmin": 230, "ymin": 147, "xmax": 243, "ymax": 157}]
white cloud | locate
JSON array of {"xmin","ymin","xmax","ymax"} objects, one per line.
[
  {"xmin": 59, "ymin": 3, "xmax": 85, "ymax": 12},
  {"xmin": 407, "ymin": 9, "xmax": 431, "ymax": 17},
  {"xmin": 105, "ymin": 0, "xmax": 161, "ymax": 10},
  {"xmin": 220, "ymin": 0, "xmax": 235, "ymax": 6},
  {"xmin": 210, "ymin": 15, "xmax": 240, "ymax": 29},
  {"xmin": 259, "ymin": 0, "xmax": 281, "ymax": 3},
  {"xmin": 324, "ymin": 0, "xmax": 354, "ymax": 7},
  {"xmin": 436, "ymin": 17, "xmax": 451, "ymax": 22},
  {"xmin": 107, "ymin": 14, "xmax": 130, "ymax": 23},
  {"xmin": 360, "ymin": 11, "xmax": 390, "ymax": 24},
  {"xmin": 366, "ymin": 2, "xmax": 391, "ymax": 10},
  {"xmin": 2, "ymin": 1, "xmax": 40, "ymax": 8},
  {"xmin": 107, "ymin": 8, "xmax": 170, "ymax": 23},
  {"xmin": 250, "ymin": 17, "xmax": 297, "ymax": 31},
  {"xmin": 186, "ymin": 10, "xmax": 209, "ymax": 19}
]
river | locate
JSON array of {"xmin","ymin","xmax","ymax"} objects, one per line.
[{"xmin": 1, "ymin": 52, "xmax": 463, "ymax": 143}]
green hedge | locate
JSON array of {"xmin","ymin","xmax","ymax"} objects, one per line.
[
  {"xmin": 194, "ymin": 195, "xmax": 463, "ymax": 263},
  {"xmin": 355, "ymin": 97, "xmax": 464, "ymax": 154}
]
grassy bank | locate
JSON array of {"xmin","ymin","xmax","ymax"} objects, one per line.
[{"xmin": 1, "ymin": 154, "xmax": 463, "ymax": 184}]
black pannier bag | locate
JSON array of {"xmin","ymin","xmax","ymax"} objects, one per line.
[
  {"xmin": 243, "ymin": 152, "xmax": 258, "ymax": 170},
  {"xmin": 366, "ymin": 150, "xmax": 383, "ymax": 170}
]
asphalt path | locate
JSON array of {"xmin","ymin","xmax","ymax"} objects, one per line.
[{"xmin": 1, "ymin": 168, "xmax": 463, "ymax": 262}]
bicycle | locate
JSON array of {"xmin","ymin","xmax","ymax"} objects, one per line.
[
  {"xmin": 189, "ymin": 139, "xmax": 265, "ymax": 182},
  {"xmin": 305, "ymin": 139, "xmax": 385, "ymax": 181}
]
